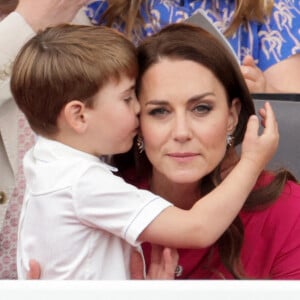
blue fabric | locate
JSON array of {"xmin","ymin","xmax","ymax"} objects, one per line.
[{"xmin": 86, "ymin": 0, "xmax": 300, "ymax": 71}]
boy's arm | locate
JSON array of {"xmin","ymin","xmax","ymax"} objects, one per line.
[{"xmin": 139, "ymin": 102, "xmax": 279, "ymax": 248}]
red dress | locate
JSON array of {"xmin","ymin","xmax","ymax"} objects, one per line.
[{"xmin": 125, "ymin": 170, "xmax": 300, "ymax": 279}]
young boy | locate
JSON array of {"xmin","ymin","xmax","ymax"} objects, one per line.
[{"xmin": 11, "ymin": 24, "xmax": 278, "ymax": 279}]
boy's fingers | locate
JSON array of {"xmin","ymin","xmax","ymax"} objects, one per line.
[
  {"xmin": 262, "ymin": 102, "xmax": 278, "ymax": 134},
  {"xmin": 245, "ymin": 115, "xmax": 259, "ymax": 138}
]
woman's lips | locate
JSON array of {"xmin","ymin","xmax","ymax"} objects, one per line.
[{"xmin": 167, "ymin": 153, "xmax": 199, "ymax": 162}]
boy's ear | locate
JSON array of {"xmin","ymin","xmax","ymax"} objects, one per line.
[
  {"xmin": 227, "ymin": 98, "xmax": 241, "ymax": 133},
  {"xmin": 63, "ymin": 100, "xmax": 88, "ymax": 133}
]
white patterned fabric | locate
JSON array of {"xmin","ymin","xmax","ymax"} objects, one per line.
[
  {"xmin": 0, "ymin": 111, "xmax": 34, "ymax": 279},
  {"xmin": 86, "ymin": 0, "xmax": 300, "ymax": 71}
]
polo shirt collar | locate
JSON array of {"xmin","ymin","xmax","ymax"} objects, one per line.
[{"xmin": 34, "ymin": 136, "xmax": 118, "ymax": 172}]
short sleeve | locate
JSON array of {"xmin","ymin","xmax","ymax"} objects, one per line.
[{"xmin": 72, "ymin": 164, "xmax": 172, "ymax": 246}]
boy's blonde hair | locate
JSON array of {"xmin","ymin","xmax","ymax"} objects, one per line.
[{"xmin": 11, "ymin": 24, "xmax": 138, "ymax": 136}]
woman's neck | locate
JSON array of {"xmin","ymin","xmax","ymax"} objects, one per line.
[
  {"xmin": 150, "ymin": 170, "xmax": 201, "ymax": 210},
  {"xmin": 149, "ymin": 148, "xmax": 240, "ymax": 210}
]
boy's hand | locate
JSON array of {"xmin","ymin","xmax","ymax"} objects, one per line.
[
  {"xmin": 130, "ymin": 245, "xmax": 178, "ymax": 279},
  {"xmin": 16, "ymin": 0, "xmax": 90, "ymax": 32},
  {"xmin": 241, "ymin": 101, "xmax": 279, "ymax": 172}
]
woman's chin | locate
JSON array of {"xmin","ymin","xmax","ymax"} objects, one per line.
[{"xmin": 165, "ymin": 171, "xmax": 207, "ymax": 185}]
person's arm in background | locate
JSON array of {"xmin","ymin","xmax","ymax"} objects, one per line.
[
  {"xmin": 15, "ymin": 0, "xmax": 90, "ymax": 32},
  {"xmin": 0, "ymin": 0, "xmax": 90, "ymax": 107},
  {"xmin": 241, "ymin": 54, "xmax": 300, "ymax": 94},
  {"xmin": 263, "ymin": 54, "xmax": 300, "ymax": 93},
  {"xmin": 240, "ymin": 0, "xmax": 300, "ymax": 94}
]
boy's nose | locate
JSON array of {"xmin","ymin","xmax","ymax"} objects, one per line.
[{"xmin": 134, "ymin": 98, "xmax": 141, "ymax": 115}]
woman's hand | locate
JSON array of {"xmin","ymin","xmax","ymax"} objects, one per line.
[{"xmin": 130, "ymin": 245, "xmax": 178, "ymax": 279}]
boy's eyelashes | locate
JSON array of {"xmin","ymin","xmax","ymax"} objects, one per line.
[
  {"xmin": 123, "ymin": 91, "xmax": 138, "ymax": 103},
  {"xmin": 124, "ymin": 96, "xmax": 133, "ymax": 102}
]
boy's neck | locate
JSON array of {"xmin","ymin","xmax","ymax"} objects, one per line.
[{"xmin": 49, "ymin": 131, "xmax": 99, "ymax": 158}]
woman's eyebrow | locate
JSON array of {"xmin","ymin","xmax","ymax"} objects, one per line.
[
  {"xmin": 144, "ymin": 92, "xmax": 216, "ymax": 106},
  {"xmin": 144, "ymin": 100, "xmax": 169, "ymax": 106},
  {"xmin": 187, "ymin": 92, "xmax": 216, "ymax": 104}
]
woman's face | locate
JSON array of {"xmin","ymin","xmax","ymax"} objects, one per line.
[{"xmin": 139, "ymin": 59, "xmax": 240, "ymax": 184}]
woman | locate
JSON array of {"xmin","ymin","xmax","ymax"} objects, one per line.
[
  {"xmin": 115, "ymin": 22, "xmax": 300, "ymax": 279},
  {"xmin": 86, "ymin": 0, "xmax": 300, "ymax": 93}
]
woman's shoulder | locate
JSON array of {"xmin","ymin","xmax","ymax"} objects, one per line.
[
  {"xmin": 261, "ymin": 172, "xmax": 300, "ymax": 207},
  {"xmin": 242, "ymin": 172, "xmax": 300, "ymax": 228},
  {"xmin": 241, "ymin": 173, "xmax": 300, "ymax": 278},
  {"xmin": 270, "ymin": 179, "xmax": 300, "ymax": 218}
]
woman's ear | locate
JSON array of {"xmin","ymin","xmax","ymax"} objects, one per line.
[
  {"xmin": 63, "ymin": 100, "xmax": 88, "ymax": 134},
  {"xmin": 227, "ymin": 98, "xmax": 241, "ymax": 133}
]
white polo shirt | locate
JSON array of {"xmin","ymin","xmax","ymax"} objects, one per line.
[{"xmin": 17, "ymin": 137, "xmax": 172, "ymax": 279}]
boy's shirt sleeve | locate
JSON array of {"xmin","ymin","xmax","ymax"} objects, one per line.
[{"xmin": 73, "ymin": 164, "xmax": 172, "ymax": 246}]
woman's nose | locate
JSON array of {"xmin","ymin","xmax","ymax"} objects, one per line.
[{"xmin": 172, "ymin": 113, "xmax": 192, "ymax": 142}]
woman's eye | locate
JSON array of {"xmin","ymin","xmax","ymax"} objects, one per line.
[
  {"xmin": 148, "ymin": 107, "xmax": 169, "ymax": 116},
  {"xmin": 193, "ymin": 104, "xmax": 212, "ymax": 114}
]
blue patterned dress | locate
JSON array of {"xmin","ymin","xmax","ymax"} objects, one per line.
[{"xmin": 86, "ymin": 0, "xmax": 300, "ymax": 71}]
